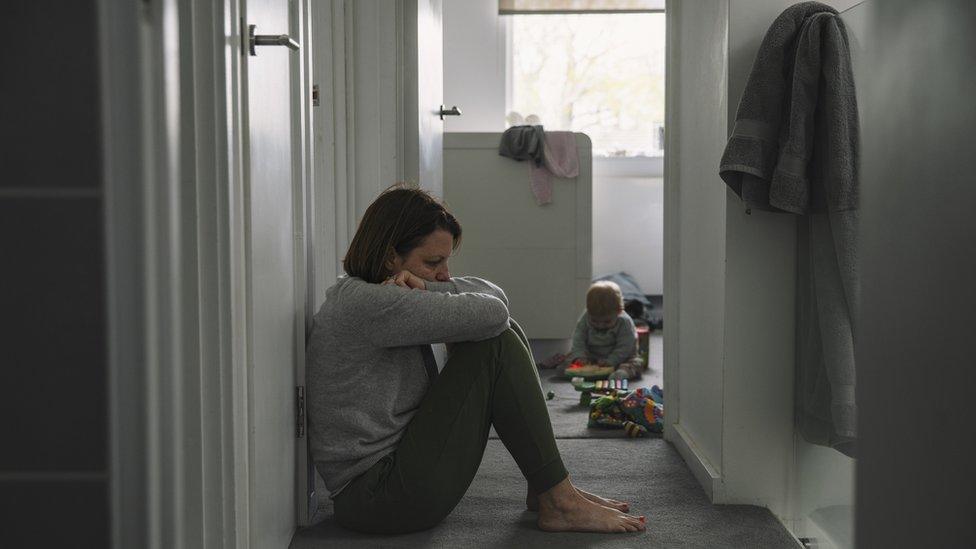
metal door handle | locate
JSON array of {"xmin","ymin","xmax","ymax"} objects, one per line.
[
  {"xmin": 439, "ymin": 105, "xmax": 462, "ymax": 120},
  {"xmin": 248, "ymin": 24, "xmax": 300, "ymax": 56}
]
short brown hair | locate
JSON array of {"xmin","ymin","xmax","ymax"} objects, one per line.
[
  {"xmin": 343, "ymin": 184, "xmax": 462, "ymax": 283},
  {"xmin": 586, "ymin": 281, "xmax": 624, "ymax": 317}
]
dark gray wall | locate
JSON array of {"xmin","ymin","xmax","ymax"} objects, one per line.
[
  {"xmin": 1, "ymin": 1, "xmax": 109, "ymax": 547},
  {"xmin": 857, "ymin": 1, "xmax": 976, "ymax": 546}
]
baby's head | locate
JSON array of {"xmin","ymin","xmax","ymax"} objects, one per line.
[{"xmin": 586, "ymin": 281, "xmax": 623, "ymax": 330}]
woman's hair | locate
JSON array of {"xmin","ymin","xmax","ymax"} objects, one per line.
[
  {"xmin": 343, "ymin": 184, "xmax": 462, "ymax": 283},
  {"xmin": 586, "ymin": 281, "xmax": 624, "ymax": 317}
]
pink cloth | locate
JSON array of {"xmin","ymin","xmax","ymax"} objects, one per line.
[{"xmin": 528, "ymin": 131, "xmax": 579, "ymax": 205}]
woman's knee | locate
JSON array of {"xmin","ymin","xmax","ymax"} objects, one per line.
[
  {"xmin": 445, "ymin": 327, "xmax": 533, "ymax": 378},
  {"xmin": 451, "ymin": 325, "xmax": 520, "ymax": 352}
]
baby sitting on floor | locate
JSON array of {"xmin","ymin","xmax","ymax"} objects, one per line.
[{"xmin": 560, "ymin": 281, "xmax": 643, "ymax": 381}]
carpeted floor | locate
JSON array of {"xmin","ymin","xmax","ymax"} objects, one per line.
[
  {"xmin": 291, "ymin": 439, "xmax": 798, "ymax": 548},
  {"xmin": 293, "ymin": 333, "xmax": 797, "ymax": 547}
]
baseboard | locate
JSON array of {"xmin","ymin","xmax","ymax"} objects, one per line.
[{"xmin": 669, "ymin": 423, "xmax": 725, "ymax": 502}]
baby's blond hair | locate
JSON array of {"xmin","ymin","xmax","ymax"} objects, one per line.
[{"xmin": 586, "ymin": 281, "xmax": 624, "ymax": 317}]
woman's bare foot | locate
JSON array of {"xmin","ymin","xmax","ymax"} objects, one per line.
[
  {"xmin": 535, "ymin": 478, "xmax": 645, "ymax": 533},
  {"xmin": 526, "ymin": 486, "xmax": 630, "ymax": 512},
  {"xmin": 576, "ymin": 488, "xmax": 630, "ymax": 513}
]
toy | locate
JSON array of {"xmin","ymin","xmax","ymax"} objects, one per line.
[
  {"xmin": 571, "ymin": 375, "xmax": 629, "ymax": 406},
  {"xmin": 636, "ymin": 324, "xmax": 651, "ymax": 370},
  {"xmin": 563, "ymin": 358, "xmax": 614, "ymax": 380},
  {"xmin": 587, "ymin": 386, "xmax": 664, "ymax": 436}
]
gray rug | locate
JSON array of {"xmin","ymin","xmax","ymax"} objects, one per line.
[{"xmin": 292, "ymin": 439, "xmax": 797, "ymax": 548}]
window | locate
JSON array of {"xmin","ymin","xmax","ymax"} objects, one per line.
[{"xmin": 508, "ymin": 13, "xmax": 666, "ymax": 157}]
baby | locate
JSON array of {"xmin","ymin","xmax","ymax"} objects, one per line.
[{"xmin": 563, "ymin": 281, "xmax": 643, "ymax": 381}]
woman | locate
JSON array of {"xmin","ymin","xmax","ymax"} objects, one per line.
[{"xmin": 306, "ymin": 185, "xmax": 646, "ymax": 534}]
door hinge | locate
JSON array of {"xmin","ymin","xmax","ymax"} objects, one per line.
[
  {"xmin": 312, "ymin": 84, "xmax": 320, "ymax": 107},
  {"xmin": 296, "ymin": 385, "xmax": 306, "ymax": 438}
]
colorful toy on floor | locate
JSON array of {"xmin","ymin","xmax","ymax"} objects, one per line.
[
  {"xmin": 563, "ymin": 358, "xmax": 614, "ymax": 380},
  {"xmin": 636, "ymin": 324, "xmax": 651, "ymax": 370},
  {"xmin": 571, "ymin": 376, "xmax": 628, "ymax": 406},
  {"xmin": 587, "ymin": 385, "xmax": 664, "ymax": 437}
]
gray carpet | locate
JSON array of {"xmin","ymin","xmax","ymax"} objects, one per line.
[
  {"xmin": 291, "ymin": 439, "xmax": 798, "ymax": 548},
  {"xmin": 294, "ymin": 333, "xmax": 796, "ymax": 547}
]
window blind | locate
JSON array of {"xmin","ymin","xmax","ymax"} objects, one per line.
[{"xmin": 499, "ymin": 0, "xmax": 664, "ymax": 14}]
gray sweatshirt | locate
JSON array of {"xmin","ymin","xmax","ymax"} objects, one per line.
[
  {"xmin": 568, "ymin": 312, "xmax": 638, "ymax": 367},
  {"xmin": 306, "ymin": 275, "xmax": 510, "ymax": 494}
]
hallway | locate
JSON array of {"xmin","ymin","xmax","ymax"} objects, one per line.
[{"xmin": 8, "ymin": 1, "xmax": 976, "ymax": 547}]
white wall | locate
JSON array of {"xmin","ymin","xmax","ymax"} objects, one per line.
[
  {"xmin": 592, "ymin": 175, "xmax": 664, "ymax": 295},
  {"xmin": 442, "ymin": 0, "xmax": 508, "ymax": 131},
  {"xmin": 721, "ymin": 0, "xmax": 860, "ymax": 528},
  {"xmin": 664, "ymin": 0, "xmax": 729, "ymax": 496}
]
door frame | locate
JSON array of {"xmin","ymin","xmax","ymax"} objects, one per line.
[
  {"xmin": 303, "ymin": 0, "xmax": 409, "ymax": 514},
  {"xmin": 102, "ymin": 0, "xmax": 261, "ymax": 545},
  {"xmin": 289, "ymin": 0, "xmax": 317, "ymax": 527},
  {"xmin": 102, "ymin": 0, "xmax": 424, "ymax": 542},
  {"xmin": 662, "ymin": 0, "xmax": 681, "ymax": 443}
]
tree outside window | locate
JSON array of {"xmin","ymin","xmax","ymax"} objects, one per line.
[{"xmin": 509, "ymin": 13, "xmax": 665, "ymax": 157}]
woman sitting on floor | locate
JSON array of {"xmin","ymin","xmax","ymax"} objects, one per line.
[{"xmin": 305, "ymin": 184, "xmax": 646, "ymax": 535}]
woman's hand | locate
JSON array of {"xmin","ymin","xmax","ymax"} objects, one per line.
[{"xmin": 382, "ymin": 270, "xmax": 427, "ymax": 290}]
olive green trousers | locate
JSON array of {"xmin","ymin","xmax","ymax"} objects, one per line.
[{"xmin": 333, "ymin": 322, "xmax": 568, "ymax": 534}]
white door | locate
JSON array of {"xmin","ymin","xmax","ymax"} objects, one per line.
[
  {"xmin": 403, "ymin": 0, "xmax": 446, "ymax": 195},
  {"xmin": 416, "ymin": 0, "xmax": 445, "ymax": 194},
  {"xmin": 242, "ymin": 0, "xmax": 299, "ymax": 545}
]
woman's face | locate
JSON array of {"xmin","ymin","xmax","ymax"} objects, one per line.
[{"xmin": 389, "ymin": 229, "xmax": 453, "ymax": 282}]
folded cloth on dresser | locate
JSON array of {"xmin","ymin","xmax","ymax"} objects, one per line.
[
  {"xmin": 499, "ymin": 127, "xmax": 579, "ymax": 205},
  {"xmin": 499, "ymin": 125, "xmax": 545, "ymax": 166}
]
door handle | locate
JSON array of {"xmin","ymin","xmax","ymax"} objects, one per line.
[
  {"xmin": 248, "ymin": 24, "xmax": 300, "ymax": 56},
  {"xmin": 438, "ymin": 105, "xmax": 462, "ymax": 120}
]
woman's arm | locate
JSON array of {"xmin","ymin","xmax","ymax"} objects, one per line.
[
  {"xmin": 341, "ymin": 278, "xmax": 510, "ymax": 347},
  {"xmin": 425, "ymin": 276, "xmax": 509, "ymax": 307}
]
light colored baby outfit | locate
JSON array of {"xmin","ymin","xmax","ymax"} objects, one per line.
[{"xmin": 564, "ymin": 312, "xmax": 643, "ymax": 380}]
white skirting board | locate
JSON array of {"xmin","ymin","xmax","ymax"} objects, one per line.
[
  {"xmin": 669, "ymin": 423, "xmax": 725, "ymax": 503},
  {"xmin": 443, "ymin": 132, "xmax": 593, "ymax": 339}
]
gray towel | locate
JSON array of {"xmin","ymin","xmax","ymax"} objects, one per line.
[
  {"xmin": 720, "ymin": 2, "xmax": 858, "ymax": 215},
  {"xmin": 720, "ymin": 2, "xmax": 860, "ymax": 457},
  {"xmin": 499, "ymin": 125, "xmax": 546, "ymax": 167},
  {"xmin": 796, "ymin": 208, "xmax": 858, "ymax": 457}
]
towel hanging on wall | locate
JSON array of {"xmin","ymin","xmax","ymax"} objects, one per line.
[{"xmin": 719, "ymin": 1, "xmax": 860, "ymax": 457}]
